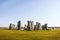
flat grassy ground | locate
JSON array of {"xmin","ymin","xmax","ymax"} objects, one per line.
[{"xmin": 0, "ymin": 29, "xmax": 60, "ymax": 40}]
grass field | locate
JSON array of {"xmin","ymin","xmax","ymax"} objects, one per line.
[{"xmin": 0, "ymin": 29, "xmax": 60, "ymax": 40}]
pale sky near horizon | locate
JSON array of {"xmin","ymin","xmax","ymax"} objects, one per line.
[{"xmin": 0, "ymin": 0, "xmax": 60, "ymax": 27}]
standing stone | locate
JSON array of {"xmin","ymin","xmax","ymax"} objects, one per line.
[
  {"xmin": 27, "ymin": 21, "xmax": 31, "ymax": 31},
  {"xmin": 36, "ymin": 22, "xmax": 41, "ymax": 30},
  {"xmin": 17, "ymin": 21, "xmax": 21, "ymax": 30},
  {"xmin": 38, "ymin": 23, "xmax": 41, "ymax": 30},
  {"xmin": 34, "ymin": 25, "xmax": 36, "ymax": 30},
  {"xmin": 44, "ymin": 23, "xmax": 48, "ymax": 30},
  {"xmin": 24, "ymin": 24, "xmax": 27, "ymax": 30},
  {"xmin": 9, "ymin": 24, "xmax": 15, "ymax": 30},
  {"xmin": 9, "ymin": 24, "xmax": 11, "ymax": 30},
  {"xmin": 36, "ymin": 22, "xmax": 38, "ymax": 30},
  {"xmin": 42, "ymin": 25, "xmax": 45, "ymax": 30},
  {"xmin": 42, "ymin": 23, "xmax": 48, "ymax": 30},
  {"xmin": 31, "ymin": 21, "xmax": 34, "ymax": 30}
]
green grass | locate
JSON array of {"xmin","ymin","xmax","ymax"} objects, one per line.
[{"xmin": 0, "ymin": 29, "xmax": 60, "ymax": 40}]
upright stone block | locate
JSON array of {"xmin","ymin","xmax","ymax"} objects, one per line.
[
  {"xmin": 27, "ymin": 21, "xmax": 31, "ymax": 31},
  {"xmin": 24, "ymin": 24, "xmax": 27, "ymax": 30},
  {"xmin": 31, "ymin": 21, "xmax": 34, "ymax": 30},
  {"xmin": 9, "ymin": 24, "xmax": 15, "ymax": 30},
  {"xmin": 42, "ymin": 25, "xmax": 45, "ymax": 30},
  {"xmin": 9, "ymin": 24, "xmax": 11, "ymax": 30},
  {"xmin": 36, "ymin": 22, "xmax": 41, "ymax": 30},
  {"xmin": 44, "ymin": 23, "xmax": 48, "ymax": 30},
  {"xmin": 42, "ymin": 23, "xmax": 48, "ymax": 30},
  {"xmin": 38, "ymin": 23, "xmax": 41, "ymax": 30},
  {"xmin": 17, "ymin": 21, "xmax": 21, "ymax": 30},
  {"xmin": 34, "ymin": 25, "xmax": 36, "ymax": 30}
]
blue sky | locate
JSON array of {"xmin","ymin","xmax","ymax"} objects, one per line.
[{"xmin": 0, "ymin": 0, "xmax": 60, "ymax": 27}]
